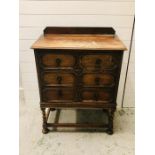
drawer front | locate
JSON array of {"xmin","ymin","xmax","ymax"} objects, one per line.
[
  {"xmin": 82, "ymin": 89, "xmax": 113, "ymax": 102},
  {"xmin": 42, "ymin": 88, "xmax": 74, "ymax": 102},
  {"xmin": 83, "ymin": 73, "xmax": 115, "ymax": 87},
  {"xmin": 42, "ymin": 72, "xmax": 75, "ymax": 86},
  {"xmin": 41, "ymin": 54, "xmax": 75, "ymax": 68},
  {"xmin": 81, "ymin": 55, "xmax": 117, "ymax": 70}
]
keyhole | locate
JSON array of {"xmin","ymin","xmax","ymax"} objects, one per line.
[
  {"xmin": 55, "ymin": 58, "xmax": 61, "ymax": 67},
  {"xmin": 58, "ymin": 90, "xmax": 63, "ymax": 97},
  {"xmin": 57, "ymin": 76, "xmax": 62, "ymax": 84},
  {"xmin": 95, "ymin": 59, "xmax": 102, "ymax": 68},
  {"xmin": 94, "ymin": 92, "xmax": 99, "ymax": 101},
  {"xmin": 95, "ymin": 77, "xmax": 100, "ymax": 85}
]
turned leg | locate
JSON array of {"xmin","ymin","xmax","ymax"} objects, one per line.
[
  {"xmin": 41, "ymin": 107, "xmax": 49, "ymax": 134},
  {"xmin": 106, "ymin": 109, "xmax": 115, "ymax": 135}
]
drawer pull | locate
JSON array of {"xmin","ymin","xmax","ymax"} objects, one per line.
[
  {"xmin": 57, "ymin": 76, "xmax": 62, "ymax": 84},
  {"xmin": 55, "ymin": 58, "xmax": 61, "ymax": 67},
  {"xmin": 95, "ymin": 59, "xmax": 102, "ymax": 68},
  {"xmin": 93, "ymin": 92, "xmax": 99, "ymax": 101},
  {"xmin": 58, "ymin": 90, "xmax": 63, "ymax": 97},
  {"xmin": 95, "ymin": 77, "xmax": 100, "ymax": 85}
]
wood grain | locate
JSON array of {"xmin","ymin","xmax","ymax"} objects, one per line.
[
  {"xmin": 31, "ymin": 34, "xmax": 127, "ymax": 50},
  {"xmin": 42, "ymin": 72, "xmax": 75, "ymax": 86},
  {"xmin": 33, "ymin": 27, "xmax": 125, "ymax": 134},
  {"xmin": 83, "ymin": 73, "xmax": 114, "ymax": 86},
  {"xmin": 41, "ymin": 53, "xmax": 75, "ymax": 67},
  {"xmin": 42, "ymin": 88, "xmax": 74, "ymax": 102}
]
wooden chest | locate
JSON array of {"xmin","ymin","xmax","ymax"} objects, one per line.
[{"xmin": 31, "ymin": 27, "xmax": 126, "ymax": 134}]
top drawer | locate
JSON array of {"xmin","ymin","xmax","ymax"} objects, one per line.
[
  {"xmin": 81, "ymin": 54, "xmax": 117, "ymax": 70},
  {"xmin": 40, "ymin": 54, "xmax": 75, "ymax": 69}
]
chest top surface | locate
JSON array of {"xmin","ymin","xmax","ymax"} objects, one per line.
[{"xmin": 31, "ymin": 27, "xmax": 127, "ymax": 51}]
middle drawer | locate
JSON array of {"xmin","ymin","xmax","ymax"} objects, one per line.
[
  {"xmin": 41, "ymin": 72, "xmax": 115, "ymax": 87},
  {"xmin": 82, "ymin": 73, "xmax": 115, "ymax": 87},
  {"xmin": 41, "ymin": 72, "xmax": 75, "ymax": 86}
]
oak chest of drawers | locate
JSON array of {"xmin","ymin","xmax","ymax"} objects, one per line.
[{"xmin": 31, "ymin": 27, "xmax": 126, "ymax": 134}]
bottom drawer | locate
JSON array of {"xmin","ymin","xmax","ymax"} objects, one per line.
[
  {"xmin": 82, "ymin": 89, "xmax": 113, "ymax": 102},
  {"xmin": 42, "ymin": 88, "xmax": 74, "ymax": 102}
]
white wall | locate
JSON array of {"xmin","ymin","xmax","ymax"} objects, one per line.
[
  {"xmin": 123, "ymin": 29, "xmax": 135, "ymax": 107},
  {"xmin": 19, "ymin": 0, "xmax": 135, "ymax": 108}
]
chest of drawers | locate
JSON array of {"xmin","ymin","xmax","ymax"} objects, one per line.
[{"xmin": 31, "ymin": 27, "xmax": 126, "ymax": 134}]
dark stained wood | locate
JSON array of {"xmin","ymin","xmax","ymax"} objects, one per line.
[
  {"xmin": 40, "ymin": 102, "xmax": 117, "ymax": 109},
  {"xmin": 47, "ymin": 123, "xmax": 108, "ymax": 128},
  {"xmin": 82, "ymin": 89, "xmax": 113, "ymax": 102},
  {"xmin": 44, "ymin": 27, "xmax": 115, "ymax": 35},
  {"xmin": 42, "ymin": 88, "xmax": 74, "ymax": 102},
  {"xmin": 32, "ymin": 27, "xmax": 125, "ymax": 135},
  {"xmin": 42, "ymin": 72, "xmax": 75, "ymax": 86},
  {"xmin": 41, "ymin": 53, "xmax": 75, "ymax": 68},
  {"xmin": 82, "ymin": 73, "xmax": 115, "ymax": 87},
  {"xmin": 81, "ymin": 54, "xmax": 117, "ymax": 70}
]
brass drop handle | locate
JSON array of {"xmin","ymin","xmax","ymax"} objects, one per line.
[
  {"xmin": 55, "ymin": 58, "xmax": 61, "ymax": 67},
  {"xmin": 57, "ymin": 76, "xmax": 62, "ymax": 84},
  {"xmin": 95, "ymin": 77, "xmax": 100, "ymax": 85},
  {"xmin": 93, "ymin": 92, "xmax": 99, "ymax": 101},
  {"xmin": 58, "ymin": 90, "xmax": 63, "ymax": 97},
  {"xmin": 95, "ymin": 59, "xmax": 102, "ymax": 67}
]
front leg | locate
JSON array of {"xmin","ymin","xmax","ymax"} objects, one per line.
[
  {"xmin": 41, "ymin": 107, "xmax": 49, "ymax": 134},
  {"xmin": 106, "ymin": 109, "xmax": 115, "ymax": 135}
]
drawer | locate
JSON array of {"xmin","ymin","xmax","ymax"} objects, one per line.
[
  {"xmin": 42, "ymin": 72, "xmax": 75, "ymax": 86},
  {"xmin": 42, "ymin": 88, "xmax": 74, "ymax": 102},
  {"xmin": 82, "ymin": 89, "xmax": 113, "ymax": 102},
  {"xmin": 81, "ymin": 54, "xmax": 117, "ymax": 70},
  {"xmin": 40, "ymin": 54, "xmax": 75, "ymax": 68},
  {"xmin": 82, "ymin": 73, "xmax": 115, "ymax": 87}
]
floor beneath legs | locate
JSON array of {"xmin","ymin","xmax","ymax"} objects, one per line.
[{"xmin": 20, "ymin": 103, "xmax": 134, "ymax": 155}]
